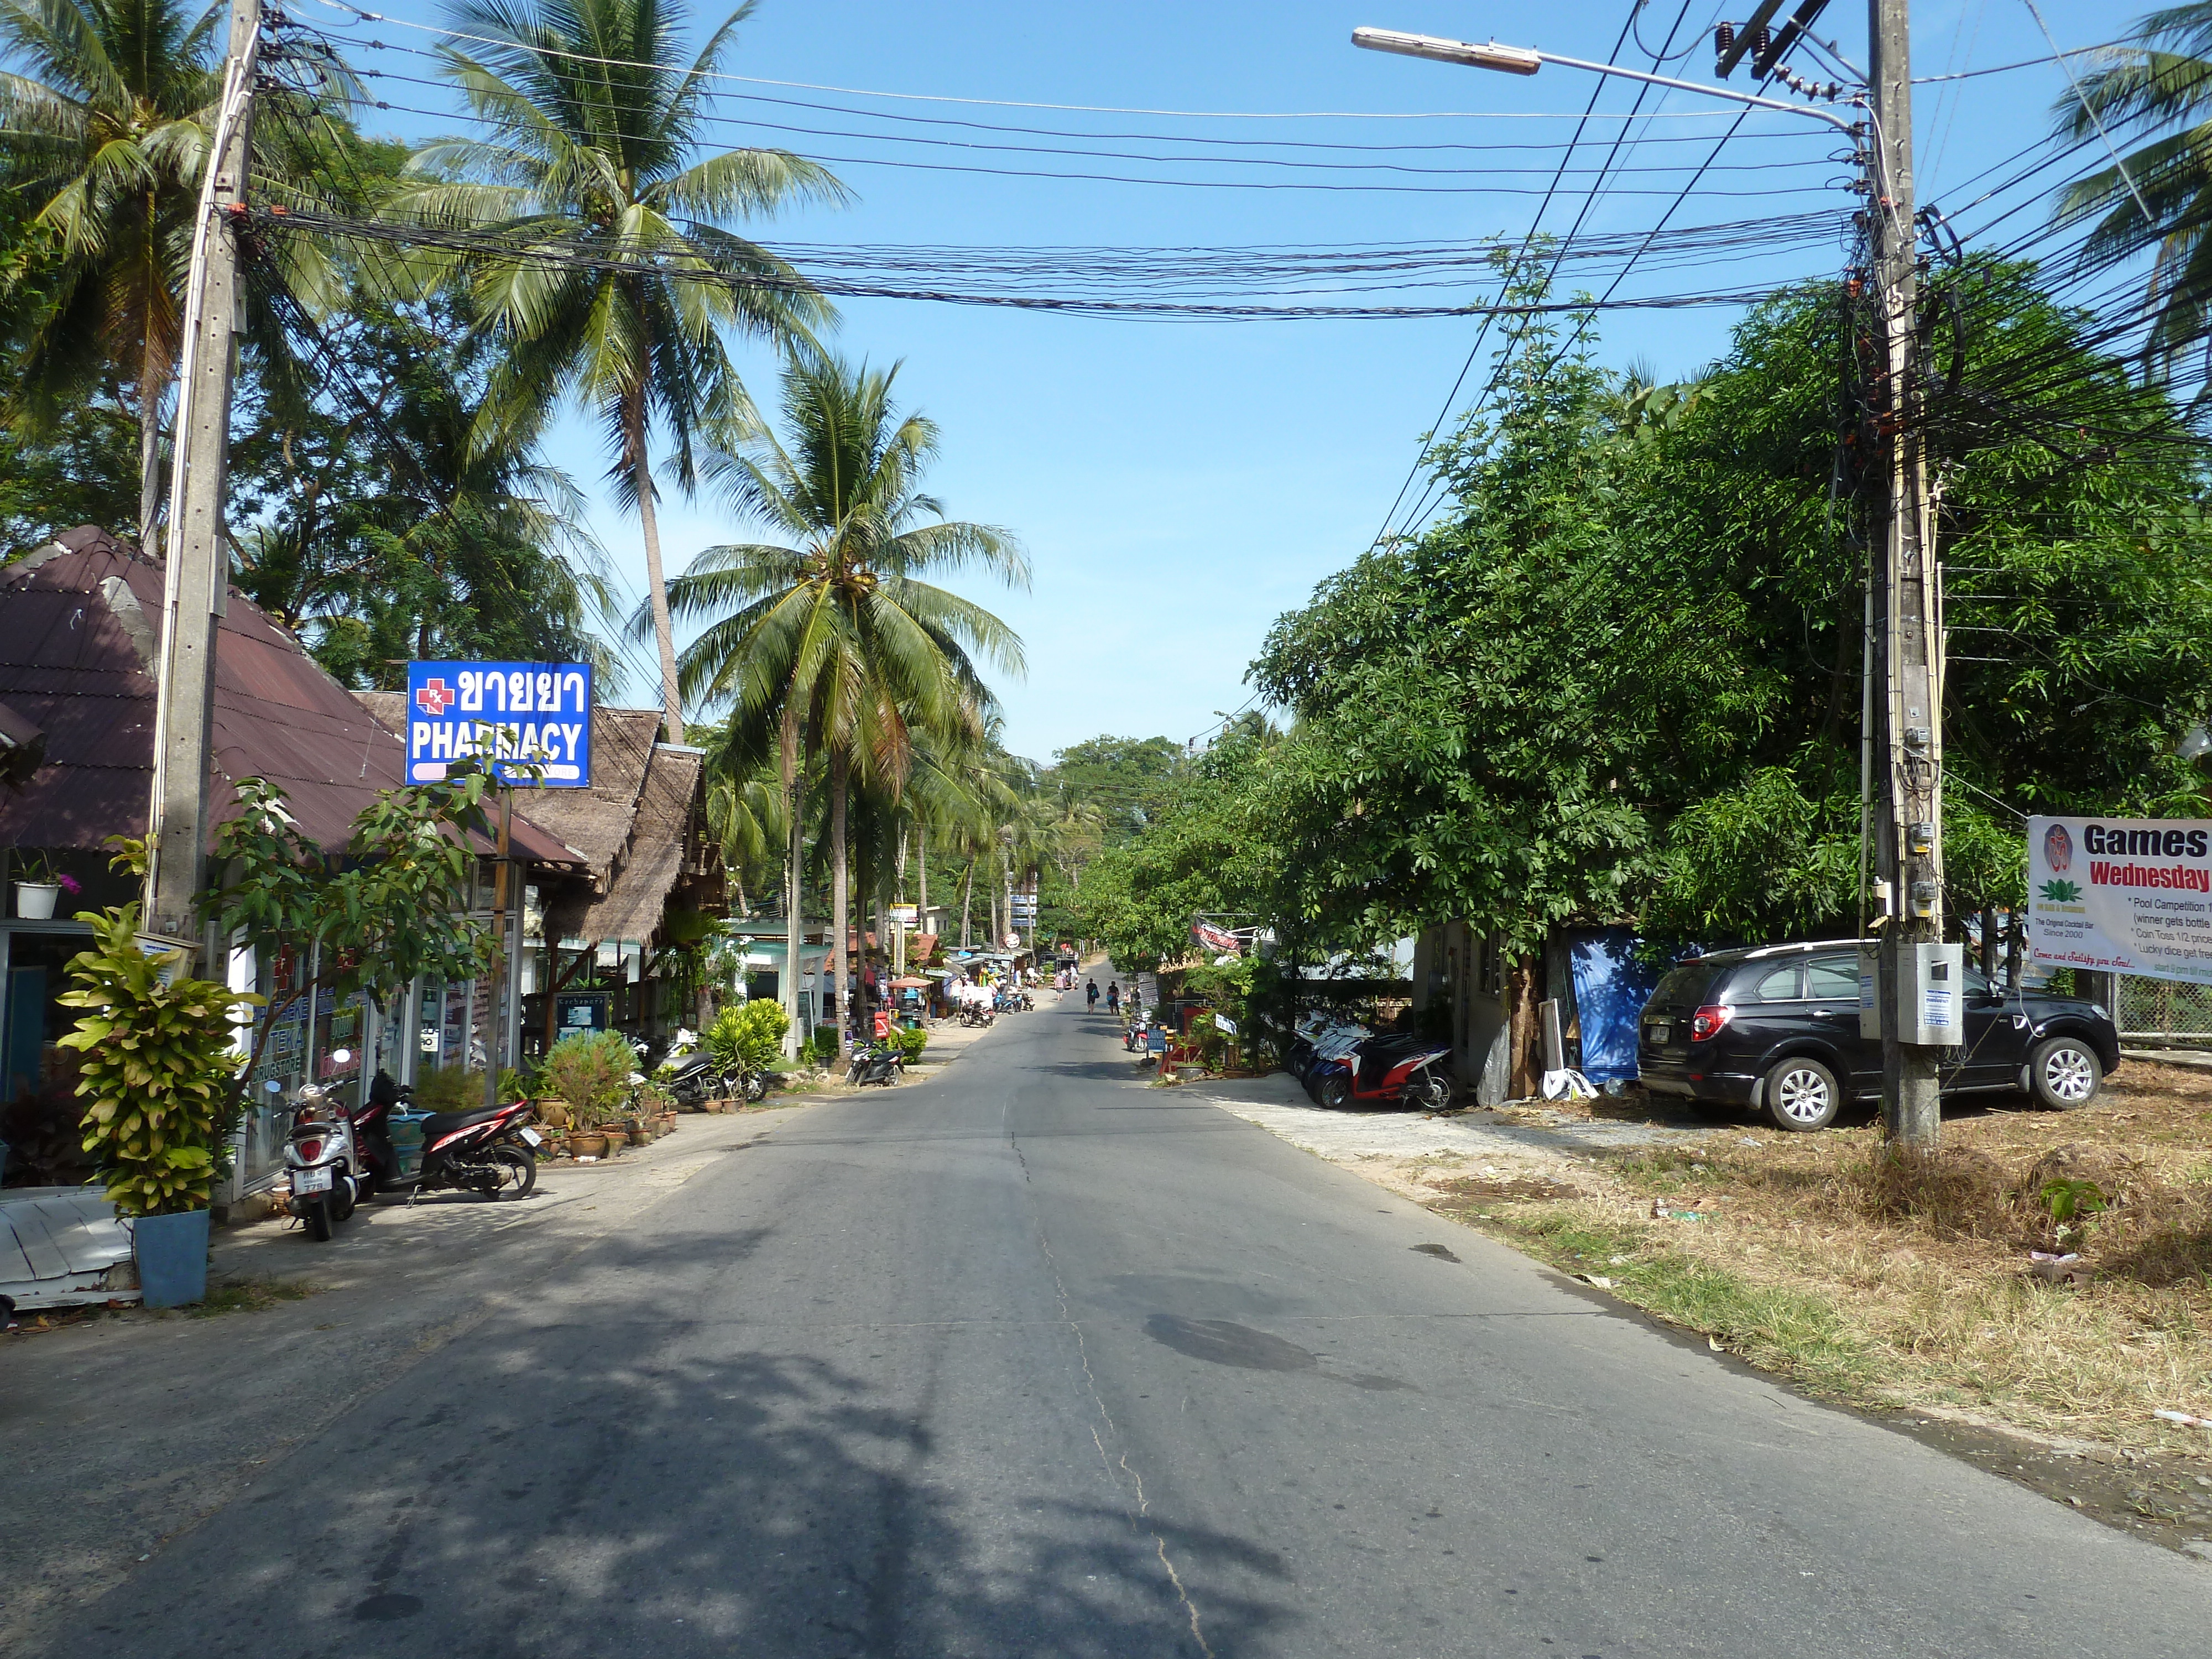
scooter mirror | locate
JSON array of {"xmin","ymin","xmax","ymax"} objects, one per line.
[
  {"xmin": 330, "ymin": 1048, "xmax": 352, "ymax": 1067},
  {"xmin": 264, "ymin": 1078, "xmax": 285, "ymax": 1094}
]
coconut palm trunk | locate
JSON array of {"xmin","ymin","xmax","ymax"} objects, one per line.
[
  {"xmin": 624, "ymin": 380, "xmax": 685, "ymax": 744},
  {"xmin": 784, "ymin": 768, "xmax": 804, "ymax": 1059},
  {"xmin": 138, "ymin": 322, "xmax": 164, "ymax": 550},
  {"xmin": 830, "ymin": 749, "xmax": 851, "ymax": 1063}
]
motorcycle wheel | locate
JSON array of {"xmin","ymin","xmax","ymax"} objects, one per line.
[
  {"xmin": 1408, "ymin": 1071, "xmax": 1453, "ymax": 1111},
  {"xmin": 303, "ymin": 1198, "xmax": 332, "ymax": 1241},
  {"xmin": 488, "ymin": 1144, "xmax": 537, "ymax": 1200},
  {"xmin": 745, "ymin": 1072, "xmax": 766, "ymax": 1103},
  {"xmin": 330, "ymin": 1173, "xmax": 357, "ymax": 1223},
  {"xmin": 1317, "ymin": 1073, "xmax": 1353, "ymax": 1112}
]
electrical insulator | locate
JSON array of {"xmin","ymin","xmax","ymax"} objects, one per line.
[
  {"xmin": 1714, "ymin": 22, "xmax": 1735, "ymax": 61},
  {"xmin": 1749, "ymin": 25, "xmax": 1771, "ymax": 61}
]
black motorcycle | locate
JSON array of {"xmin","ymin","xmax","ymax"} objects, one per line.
[
  {"xmin": 661, "ymin": 1045, "xmax": 730, "ymax": 1110},
  {"xmin": 846, "ymin": 1041, "xmax": 902, "ymax": 1087},
  {"xmin": 357, "ymin": 1070, "xmax": 539, "ymax": 1201}
]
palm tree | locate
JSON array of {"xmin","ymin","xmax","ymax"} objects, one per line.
[
  {"xmin": 395, "ymin": 0, "xmax": 848, "ymax": 743},
  {"xmin": 2056, "ymin": 4, "xmax": 2212, "ymax": 375},
  {"xmin": 0, "ymin": 0, "xmax": 220, "ymax": 545},
  {"xmin": 666, "ymin": 352, "xmax": 1026, "ymax": 1058}
]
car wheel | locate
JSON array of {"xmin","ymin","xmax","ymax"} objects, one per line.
[
  {"xmin": 2029, "ymin": 1036, "xmax": 2103, "ymax": 1110},
  {"xmin": 1764, "ymin": 1057, "xmax": 1841, "ymax": 1132},
  {"xmin": 1317, "ymin": 1073, "xmax": 1352, "ymax": 1112}
]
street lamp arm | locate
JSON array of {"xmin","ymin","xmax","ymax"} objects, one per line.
[{"xmin": 1350, "ymin": 26, "xmax": 1863, "ymax": 134}]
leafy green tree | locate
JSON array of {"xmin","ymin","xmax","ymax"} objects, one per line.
[
  {"xmin": 666, "ymin": 352, "xmax": 1025, "ymax": 1057},
  {"xmin": 1041, "ymin": 735, "xmax": 1185, "ymax": 846},
  {"xmin": 394, "ymin": 0, "xmax": 848, "ymax": 742},
  {"xmin": 0, "ymin": 0, "xmax": 221, "ymax": 542},
  {"xmin": 228, "ymin": 285, "xmax": 619, "ymax": 686}
]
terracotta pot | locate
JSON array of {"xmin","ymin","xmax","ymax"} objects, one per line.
[
  {"xmin": 538, "ymin": 1099, "xmax": 572, "ymax": 1130},
  {"xmin": 569, "ymin": 1131, "xmax": 607, "ymax": 1159}
]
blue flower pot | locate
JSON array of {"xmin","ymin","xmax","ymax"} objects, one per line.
[{"xmin": 134, "ymin": 1209, "xmax": 211, "ymax": 1308}]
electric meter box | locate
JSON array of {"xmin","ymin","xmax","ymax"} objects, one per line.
[{"xmin": 1858, "ymin": 943, "xmax": 1966, "ymax": 1045}]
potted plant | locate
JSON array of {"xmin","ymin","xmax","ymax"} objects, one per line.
[
  {"xmin": 542, "ymin": 1030, "xmax": 633, "ymax": 1149},
  {"xmin": 12, "ymin": 853, "xmax": 80, "ymax": 921},
  {"xmin": 57, "ymin": 905, "xmax": 262, "ymax": 1308}
]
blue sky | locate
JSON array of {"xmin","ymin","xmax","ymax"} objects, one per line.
[{"xmin": 338, "ymin": 0, "xmax": 2140, "ymax": 763}]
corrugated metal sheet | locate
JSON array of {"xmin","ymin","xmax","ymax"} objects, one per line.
[{"xmin": 0, "ymin": 528, "xmax": 581, "ymax": 866}]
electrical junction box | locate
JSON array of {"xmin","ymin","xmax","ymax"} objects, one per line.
[{"xmin": 1858, "ymin": 943, "xmax": 1966, "ymax": 1045}]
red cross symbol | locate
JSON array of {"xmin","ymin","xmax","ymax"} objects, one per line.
[{"xmin": 414, "ymin": 678, "xmax": 454, "ymax": 716}]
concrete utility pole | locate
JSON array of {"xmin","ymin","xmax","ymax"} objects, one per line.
[
  {"xmin": 1867, "ymin": 0, "xmax": 1946, "ymax": 1148},
  {"xmin": 144, "ymin": 0, "xmax": 261, "ymax": 947}
]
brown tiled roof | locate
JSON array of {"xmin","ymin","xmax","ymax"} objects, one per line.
[{"xmin": 0, "ymin": 529, "xmax": 581, "ymax": 867}]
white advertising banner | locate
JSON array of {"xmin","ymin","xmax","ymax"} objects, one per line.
[{"xmin": 2028, "ymin": 815, "xmax": 2212, "ymax": 984}]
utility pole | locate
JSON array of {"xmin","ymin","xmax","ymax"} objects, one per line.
[
  {"xmin": 144, "ymin": 0, "xmax": 261, "ymax": 948},
  {"xmin": 1867, "ymin": 0, "xmax": 1946, "ymax": 1148}
]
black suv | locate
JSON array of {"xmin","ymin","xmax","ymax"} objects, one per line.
[{"xmin": 1637, "ymin": 940, "xmax": 2121, "ymax": 1132}]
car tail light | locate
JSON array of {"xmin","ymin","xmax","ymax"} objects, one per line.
[
  {"xmin": 1689, "ymin": 1005, "xmax": 1733, "ymax": 1042},
  {"xmin": 295, "ymin": 1137, "xmax": 325, "ymax": 1162}
]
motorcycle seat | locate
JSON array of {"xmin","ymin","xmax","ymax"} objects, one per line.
[{"xmin": 419, "ymin": 1107, "xmax": 511, "ymax": 1144}]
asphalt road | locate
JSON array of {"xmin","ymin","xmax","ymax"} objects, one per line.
[{"xmin": 49, "ymin": 991, "xmax": 2212, "ymax": 1657}]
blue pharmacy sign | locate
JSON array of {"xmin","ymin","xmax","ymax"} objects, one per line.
[{"xmin": 405, "ymin": 661, "xmax": 593, "ymax": 787}]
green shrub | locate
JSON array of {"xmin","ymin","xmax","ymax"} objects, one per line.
[
  {"xmin": 810, "ymin": 1027, "xmax": 841, "ymax": 1063},
  {"xmin": 541, "ymin": 1031, "xmax": 636, "ymax": 1124},
  {"xmin": 707, "ymin": 999, "xmax": 791, "ymax": 1074},
  {"xmin": 58, "ymin": 905, "xmax": 260, "ymax": 1217},
  {"xmin": 886, "ymin": 1025, "xmax": 928, "ymax": 1063}
]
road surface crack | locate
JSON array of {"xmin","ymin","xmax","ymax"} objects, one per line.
[{"xmin": 1009, "ymin": 1107, "xmax": 1214, "ymax": 1659}]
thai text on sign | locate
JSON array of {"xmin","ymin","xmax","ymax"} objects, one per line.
[{"xmin": 406, "ymin": 661, "xmax": 594, "ymax": 787}]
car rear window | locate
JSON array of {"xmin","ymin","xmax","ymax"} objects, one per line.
[
  {"xmin": 1751, "ymin": 965, "xmax": 1803, "ymax": 1001},
  {"xmin": 1650, "ymin": 960, "xmax": 1724, "ymax": 1009}
]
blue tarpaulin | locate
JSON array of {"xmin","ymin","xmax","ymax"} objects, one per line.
[{"xmin": 1568, "ymin": 930, "xmax": 1662, "ymax": 1084}]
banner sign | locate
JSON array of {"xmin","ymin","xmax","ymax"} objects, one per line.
[
  {"xmin": 406, "ymin": 661, "xmax": 593, "ymax": 787},
  {"xmin": 2029, "ymin": 815, "xmax": 2212, "ymax": 983},
  {"xmin": 1191, "ymin": 920, "xmax": 1243, "ymax": 956}
]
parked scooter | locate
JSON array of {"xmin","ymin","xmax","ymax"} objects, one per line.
[
  {"xmin": 846, "ymin": 1041, "xmax": 902, "ymax": 1087},
  {"xmin": 1306, "ymin": 1032, "xmax": 1453, "ymax": 1112},
  {"xmin": 283, "ymin": 1070, "xmax": 367, "ymax": 1241},
  {"xmin": 659, "ymin": 1027, "xmax": 732, "ymax": 1110},
  {"xmin": 356, "ymin": 1068, "xmax": 541, "ymax": 1201}
]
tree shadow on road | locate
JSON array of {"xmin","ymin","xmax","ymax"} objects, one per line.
[{"xmin": 62, "ymin": 1223, "xmax": 1294, "ymax": 1659}]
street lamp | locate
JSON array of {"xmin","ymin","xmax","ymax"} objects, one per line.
[{"xmin": 1349, "ymin": 25, "xmax": 1860, "ymax": 133}]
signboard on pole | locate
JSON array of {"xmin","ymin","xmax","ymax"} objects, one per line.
[
  {"xmin": 405, "ymin": 661, "xmax": 593, "ymax": 786},
  {"xmin": 2028, "ymin": 815, "xmax": 2212, "ymax": 983}
]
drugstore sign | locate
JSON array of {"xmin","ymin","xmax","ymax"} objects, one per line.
[{"xmin": 406, "ymin": 661, "xmax": 593, "ymax": 787}]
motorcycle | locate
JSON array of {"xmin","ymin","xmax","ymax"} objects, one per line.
[
  {"xmin": 659, "ymin": 1027, "xmax": 735, "ymax": 1109},
  {"xmin": 283, "ymin": 1073, "xmax": 367, "ymax": 1242},
  {"xmin": 846, "ymin": 1041, "xmax": 902, "ymax": 1087},
  {"xmin": 356, "ymin": 1068, "xmax": 541, "ymax": 1202},
  {"xmin": 1306, "ymin": 1033, "xmax": 1454, "ymax": 1112}
]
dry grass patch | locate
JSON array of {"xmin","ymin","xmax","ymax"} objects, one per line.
[{"xmin": 1417, "ymin": 1062, "xmax": 2212, "ymax": 1458}]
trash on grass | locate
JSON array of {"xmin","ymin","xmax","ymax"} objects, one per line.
[
  {"xmin": 2153, "ymin": 1409, "xmax": 2212, "ymax": 1430},
  {"xmin": 1580, "ymin": 1274, "xmax": 1615, "ymax": 1289},
  {"xmin": 2027, "ymin": 1251, "xmax": 2090, "ymax": 1286}
]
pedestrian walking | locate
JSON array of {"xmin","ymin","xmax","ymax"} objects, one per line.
[
  {"xmin": 1086, "ymin": 979, "xmax": 1100, "ymax": 1009},
  {"xmin": 1107, "ymin": 982, "xmax": 1120, "ymax": 1014}
]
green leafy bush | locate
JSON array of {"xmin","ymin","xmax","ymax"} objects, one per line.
[
  {"xmin": 885, "ymin": 1025, "xmax": 928, "ymax": 1064},
  {"xmin": 541, "ymin": 1031, "xmax": 636, "ymax": 1125},
  {"xmin": 809, "ymin": 1027, "xmax": 840, "ymax": 1064},
  {"xmin": 707, "ymin": 1000, "xmax": 791, "ymax": 1074},
  {"xmin": 58, "ymin": 905, "xmax": 260, "ymax": 1217}
]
